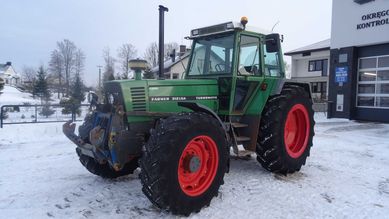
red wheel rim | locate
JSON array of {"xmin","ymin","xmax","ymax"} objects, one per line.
[
  {"xmin": 284, "ymin": 104, "xmax": 310, "ymax": 158},
  {"xmin": 178, "ymin": 135, "xmax": 219, "ymax": 197}
]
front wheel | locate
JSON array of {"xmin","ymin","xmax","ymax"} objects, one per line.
[
  {"xmin": 139, "ymin": 112, "xmax": 228, "ymax": 216},
  {"xmin": 77, "ymin": 150, "xmax": 139, "ymax": 178},
  {"xmin": 256, "ymin": 85, "xmax": 315, "ymax": 174}
]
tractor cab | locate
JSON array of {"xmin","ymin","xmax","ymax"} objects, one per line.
[{"xmin": 185, "ymin": 18, "xmax": 285, "ymax": 115}]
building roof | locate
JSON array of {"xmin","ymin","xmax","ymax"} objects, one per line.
[
  {"xmin": 284, "ymin": 39, "xmax": 330, "ymax": 56},
  {"xmin": 0, "ymin": 64, "xmax": 9, "ymax": 74},
  {"xmin": 151, "ymin": 52, "xmax": 190, "ymax": 73}
]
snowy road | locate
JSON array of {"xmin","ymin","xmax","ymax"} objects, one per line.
[{"xmin": 0, "ymin": 115, "xmax": 389, "ymax": 218}]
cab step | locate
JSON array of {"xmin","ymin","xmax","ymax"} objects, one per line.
[
  {"xmin": 236, "ymin": 136, "xmax": 251, "ymax": 142},
  {"xmin": 231, "ymin": 150, "xmax": 254, "ymax": 160},
  {"xmin": 231, "ymin": 122, "xmax": 249, "ymax": 128}
]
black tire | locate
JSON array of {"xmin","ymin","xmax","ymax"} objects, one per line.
[
  {"xmin": 256, "ymin": 85, "xmax": 315, "ymax": 174},
  {"xmin": 139, "ymin": 112, "xmax": 228, "ymax": 216},
  {"xmin": 77, "ymin": 149, "xmax": 139, "ymax": 179}
]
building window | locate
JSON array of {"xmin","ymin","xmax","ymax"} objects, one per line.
[
  {"xmin": 357, "ymin": 55, "xmax": 389, "ymax": 108},
  {"xmin": 308, "ymin": 59, "xmax": 328, "ymax": 76},
  {"xmin": 310, "ymin": 82, "xmax": 327, "ymax": 101}
]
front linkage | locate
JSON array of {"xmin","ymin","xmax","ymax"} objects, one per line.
[{"xmin": 63, "ymin": 102, "xmax": 142, "ymax": 174}]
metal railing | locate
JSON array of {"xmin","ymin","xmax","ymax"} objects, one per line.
[{"xmin": 0, "ymin": 103, "xmax": 89, "ymax": 128}]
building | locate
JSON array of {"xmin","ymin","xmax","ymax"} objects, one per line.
[
  {"xmin": 152, "ymin": 45, "xmax": 190, "ymax": 79},
  {"xmin": 285, "ymin": 39, "xmax": 330, "ymax": 102},
  {"xmin": 328, "ymin": 0, "xmax": 389, "ymax": 122},
  {"xmin": 0, "ymin": 62, "xmax": 20, "ymax": 86}
]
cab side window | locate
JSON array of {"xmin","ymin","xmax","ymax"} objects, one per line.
[
  {"xmin": 264, "ymin": 44, "xmax": 281, "ymax": 77},
  {"xmin": 239, "ymin": 35, "xmax": 261, "ymax": 76}
]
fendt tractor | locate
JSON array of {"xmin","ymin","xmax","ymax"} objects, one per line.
[{"xmin": 63, "ymin": 8, "xmax": 315, "ymax": 216}]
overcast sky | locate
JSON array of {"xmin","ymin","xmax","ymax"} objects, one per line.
[{"xmin": 0, "ymin": 0, "xmax": 332, "ymax": 86}]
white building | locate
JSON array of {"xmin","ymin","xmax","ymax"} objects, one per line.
[
  {"xmin": 152, "ymin": 45, "xmax": 190, "ymax": 79},
  {"xmin": 285, "ymin": 39, "xmax": 330, "ymax": 102},
  {"xmin": 0, "ymin": 62, "xmax": 20, "ymax": 86},
  {"xmin": 286, "ymin": 0, "xmax": 389, "ymax": 123},
  {"xmin": 328, "ymin": 0, "xmax": 389, "ymax": 122}
]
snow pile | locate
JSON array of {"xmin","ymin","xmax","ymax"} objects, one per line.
[{"xmin": 0, "ymin": 114, "xmax": 389, "ymax": 218}]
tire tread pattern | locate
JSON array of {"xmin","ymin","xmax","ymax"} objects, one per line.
[{"xmin": 256, "ymin": 85, "xmax": 315, "ymax": 174}]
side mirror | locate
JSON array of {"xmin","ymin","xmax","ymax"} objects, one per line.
[
  {"xmin": 87, "ymin": 92, "xmax": 98, "ymax": 104},
  {"xmin": 265, "ymin": 34, "xmax": 281, "ymax": 53}
]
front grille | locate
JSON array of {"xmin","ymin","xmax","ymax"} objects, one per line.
[{"xmin": 130, "ymin": 87, "xmax": 146, "ymax": 111}]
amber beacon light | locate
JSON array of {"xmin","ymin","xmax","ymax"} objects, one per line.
[{"xmin": 240, "ymin": 16, "xmax": 248, "ymax": 28}]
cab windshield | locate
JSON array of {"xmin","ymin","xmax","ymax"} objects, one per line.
[{"xmin": 187, "ymin": 33, "xmax": 234, "ymax": 76}]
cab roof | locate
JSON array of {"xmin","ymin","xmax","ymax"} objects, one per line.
[{"xmin": 189, "ymin": 21, "xmax": 271, "ymax": 39}]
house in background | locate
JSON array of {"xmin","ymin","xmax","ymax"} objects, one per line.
[
  {"xmin": 0, "ymin": 62, "xmax": 21, "ymax": 86},
  {"xmin": 152, "ymin": 45, "xmax": 190, "ymax": 79},
  {"xmin": 285, "ymin": 39, "xmax": 330, "ymax": 102}
]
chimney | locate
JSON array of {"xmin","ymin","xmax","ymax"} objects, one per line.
[
  {"xmin": 6, "ymin": 62, "xmax": 11, "ymax": 66},
  {"xmin": 179, "ymin": 45, "xmax": 186, "ymax": 57}
]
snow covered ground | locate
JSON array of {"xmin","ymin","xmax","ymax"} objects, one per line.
[
  {"xmin": 0, "ymin": 85, "xmax": 40, "ymax": 105},
  {"xmin": 0, "ymin": 114, "xmax": 388, "ymax": 219}
]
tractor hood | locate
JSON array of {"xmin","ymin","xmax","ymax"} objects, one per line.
[{"xmin": 106, "ymin": 79, "xmax": 219, "ymax": 117}]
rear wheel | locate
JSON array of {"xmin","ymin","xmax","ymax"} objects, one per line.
[
  {"xmin": 256, "ymin": 85, "xmax": 315, "ymax": 174},
  {"xmin": 139, "ymin": 112, "xmax": 228, "ymax": 216}
]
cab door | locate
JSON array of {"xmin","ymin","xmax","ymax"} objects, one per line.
[{"xmin": 231, "ymin": 34, "xmax": 264, "ymax": 114}]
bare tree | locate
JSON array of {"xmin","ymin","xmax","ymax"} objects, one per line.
[
  {"xmin": 164, "ymin": 42, "xmax": 179, "ymax": 60},
  {"xmin": 117, "ymin": 43, "xmax": 137, "ymax": 79},
  {"xmin": 21, "ymin": 66, "xmax": 36, "ymax": 93},
  {"xmin": 144, "ymin": 42, "xmax": 159, "ymax": 68},
  {"xmin": 74, "ymin": 49, "xmax": 86, "ymax": 77},
  {"xmin": 57, "ymin": 39, "xmax": 77, "ymax": 96},
  {"xmin": 49, "ymin": 50, "xmax": 64, "ymax": 98},
  {"xmin": 102, "ymin": 47, "xmax": 116, "ymax": 82},
  {"xmin": 144, "ymin": 42, "xmax": 180, "ymax": 68}
]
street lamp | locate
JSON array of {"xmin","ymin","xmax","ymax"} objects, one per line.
[{"xmin": 97, "ymin": 65, "xmax": 102, "ymax": 89}]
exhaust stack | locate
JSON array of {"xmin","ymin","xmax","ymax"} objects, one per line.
[{"xmin": 158, "ymin": 5, "xmax": 168, "ymax": 79}]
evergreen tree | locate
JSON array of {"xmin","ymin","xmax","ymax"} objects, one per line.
[
  {"xmin": 0, "ymin": 78, "xmax": 4, "ymax": 93},
  {"xmin": 70, "ymin": 73, "xmax": 85, "ymax": 103},
  {"xmin": 60, "ymin": 73, "xmax": 85, "ymax": 116},
  {"xmin": 39, "ymin": 101, "xmax": 55, "ymax": 118},
  {"xmin": 33, "ymin": 66, "xmax": 51, "ymax": 101}
]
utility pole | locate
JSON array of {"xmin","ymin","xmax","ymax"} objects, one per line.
[{"xmin": 97, "ymin": 65, "xmax": 102, "ymax": 89}]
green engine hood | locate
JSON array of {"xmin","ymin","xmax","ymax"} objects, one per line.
[{"xmin": 109, "ymin": 79, "xmax": 219, "ymax": 121}]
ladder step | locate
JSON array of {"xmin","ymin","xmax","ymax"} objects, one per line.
[
  {"xmin": 238, "ymin": 150, "xmax": 254, "ymax": 157},
  {"xmin": 236, "ymin": 136, "xmax": 251, "ymax": 142},
  {"xmin": 231, "ymin": 122, "xmax": 248, "ymax": 128}
]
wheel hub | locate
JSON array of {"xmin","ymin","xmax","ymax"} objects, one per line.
[{"xmin": 188, "ymin": 156, "xmax": 201, "ymax": 173}]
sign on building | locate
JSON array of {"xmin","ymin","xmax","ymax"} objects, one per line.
[{"xmin": 335, "ymin": 67, "xmax": 348, "ymax": 84}]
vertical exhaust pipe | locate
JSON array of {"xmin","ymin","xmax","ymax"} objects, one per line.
[{"xmin": 158, "ymin": 5, "xmax": 168, "ymax": 79}]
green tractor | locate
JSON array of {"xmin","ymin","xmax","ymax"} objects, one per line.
[{"xmin": 63, "ymin": 15, "xmax": 315, "ymax": 216}]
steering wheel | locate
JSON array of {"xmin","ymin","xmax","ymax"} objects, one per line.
[
  {"xmin": 250, "ymin": 64, "xmax": 260, "ymax": 75},
  {"xmin": 215, "ymin": 63, "xmax": 225, "ymax": 72}
]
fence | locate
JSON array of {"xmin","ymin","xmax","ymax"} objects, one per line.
[{"xmin": 0, "ymin": 103, "xmax": 89, "ymax": 128}]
